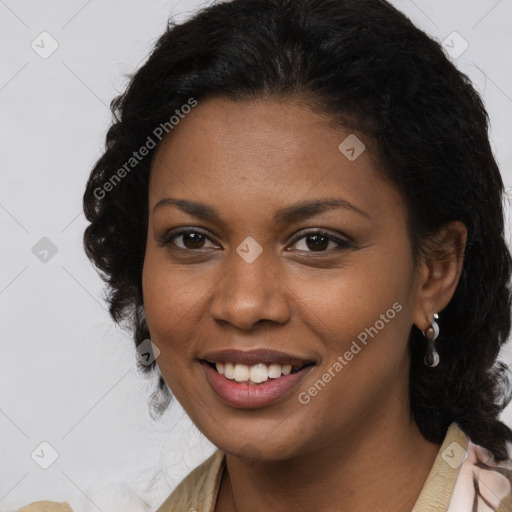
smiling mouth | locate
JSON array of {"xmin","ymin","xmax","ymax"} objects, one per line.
[{"xmin": 201, "ymin": 360, "xmax": 315, "ymax": 385}]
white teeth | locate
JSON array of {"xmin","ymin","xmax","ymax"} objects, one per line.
[
  {"xmin": 281, "ymin": 365, "xmax": 292, "ymax": 375},
  {"xmin": 250, "ymin": 363, "xmax": 269, "ymax": 384},
  {"xmin": 224, "ymin": 363, "xmax": 234, "ymax": 379},
  {"xmin": 268, "ymin": 364, "xmax": 282, "ymax": 379},
  {"xmin": 233, "ymin": 364, "xmax": 250, "ymax": 382},
  {"xmin": 214, "ymin": 362, "xmax": 301, "ymax": 383}
]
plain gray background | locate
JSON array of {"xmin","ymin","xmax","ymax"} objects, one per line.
[{"xmin": 1, "ymin": 0, "xmax": 512, "ymax": 510}]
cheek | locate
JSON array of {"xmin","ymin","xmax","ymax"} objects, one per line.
[
  {"xmin": 141, "ymin": 254, "xmax": 200, "ymax": 354},
  {"xmin": 295, "ymin": 275, "xmax": 411, "ymax": 439},
  {"xmin": 299, "ymin": 257, "xmax": 410, "ymax": 346},
  {"xmin": 143, "ymin": 246, "xmax": 209, "ymax": 315},
  {"xmin": 142, "ymin": 260, "xmax": 202, "ymax": 402}
]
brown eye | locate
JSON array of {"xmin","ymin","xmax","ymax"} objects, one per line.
[
  {"xmin": 180, "ymin": 232, "xmax": 206, "ymax": 249},
  {"xmin": 304, "ymin": 234, "xmax": 329, "ymax": 251},
  {"xmin": 289, "ymin": 230, "xmax": 351, "ymax": 253},
  {"xmin": 162, "ymin": 229, "xmax": 217, "ymax": 250}
]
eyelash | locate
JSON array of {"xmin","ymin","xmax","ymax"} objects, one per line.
[{"xmin": 160, "ymin": 228, "xmax": 352, "ymax": 254}]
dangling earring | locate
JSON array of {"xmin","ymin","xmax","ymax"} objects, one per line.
[{"xmin": 422, "ymin": 313, "xmax": 440, "ymax": 367}]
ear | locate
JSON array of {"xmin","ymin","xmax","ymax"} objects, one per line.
[{"xmin": 411, "ymin": 221, "xmax": 467, "ymax": 333}]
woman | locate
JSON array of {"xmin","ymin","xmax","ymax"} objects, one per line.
[{"xmin": 19, "ymin": 0, "xmax": 512, "ymax": 510}]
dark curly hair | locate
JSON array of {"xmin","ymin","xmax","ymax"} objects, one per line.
[{"xmin": 83, "ymin": 0, "xmax": 512, "ymax": 461}]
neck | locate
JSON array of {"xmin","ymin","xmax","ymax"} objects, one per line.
[{"xmin": 217, "ymin": 412, "xmax": 442, "ymax": 512}]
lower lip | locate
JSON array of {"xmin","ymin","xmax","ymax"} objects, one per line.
[{"xmin": 201, "ymin": 362, "xmax": 313, "ymax": 409}]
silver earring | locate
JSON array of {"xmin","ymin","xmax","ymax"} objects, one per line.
[{"xmin": 422, "ymin": 313, "xmax": 440, "ymax": 367}]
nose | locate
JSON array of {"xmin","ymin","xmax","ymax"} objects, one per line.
[{"xmin": 208, "ymin": 248, "xmax": 291, "ymax": 331}]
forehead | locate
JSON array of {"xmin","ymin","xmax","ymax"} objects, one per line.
[{"xmin": 148, "ymin": 96, "xmax": 404, "ymax": 224}]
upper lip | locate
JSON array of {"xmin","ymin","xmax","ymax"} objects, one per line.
[{"xmin": 199, "ymin": 348, "xmax": 315, "ymax": 367}]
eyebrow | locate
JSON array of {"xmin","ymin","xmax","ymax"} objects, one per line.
[{"xmin": 152, "ymin": 196, "xmax": 371, "ymax": 225}]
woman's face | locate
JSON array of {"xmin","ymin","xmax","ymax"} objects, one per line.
[{"xmin": 142, "ymin": 96, "xmax": 425, "ymax": 460}]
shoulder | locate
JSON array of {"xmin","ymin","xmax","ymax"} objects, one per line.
[
  {"xmin": 14, "ymin": 450, "xmax": 225, "ymax": 512},
  {"xmin": 413, "ymin": 422, "xmax": 512, "ymax": 512},
  {"xmin": 447, "ymin": 423, "xmax": 512, "ymax": 512},
  {"xmin": 15, "ymin": 501, "xmax": 73, "ymax": 512},
  {"xmin": 155, "ymin": 449, "xmax": 225, "ymax": 512}
]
